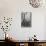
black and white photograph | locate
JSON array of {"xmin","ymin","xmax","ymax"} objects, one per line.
[{"xmin": 21, "ymin": 12, "xmax": 32, "ymax": 27}]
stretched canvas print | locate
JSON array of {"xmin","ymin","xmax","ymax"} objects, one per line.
[{"xmin": 21, "ymin": 12, "xmax": 32, "ymax": 27}]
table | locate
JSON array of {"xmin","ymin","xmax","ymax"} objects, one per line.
[{"xmin": 5, "ymin": 39, "xmax": 46, "ymax": 46}]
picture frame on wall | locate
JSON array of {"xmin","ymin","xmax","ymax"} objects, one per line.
[{"xmin": 21, "ymin": 12, "xmax": 32, "ymax": 27}]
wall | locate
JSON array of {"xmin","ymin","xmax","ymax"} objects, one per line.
[
  {"xmin": 44, "ymin": 15, "xmax": 46, "ymax": 40},
  {"xmin": 0, "ymin": 0, "xmax": 46, "ymax": 40}
]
